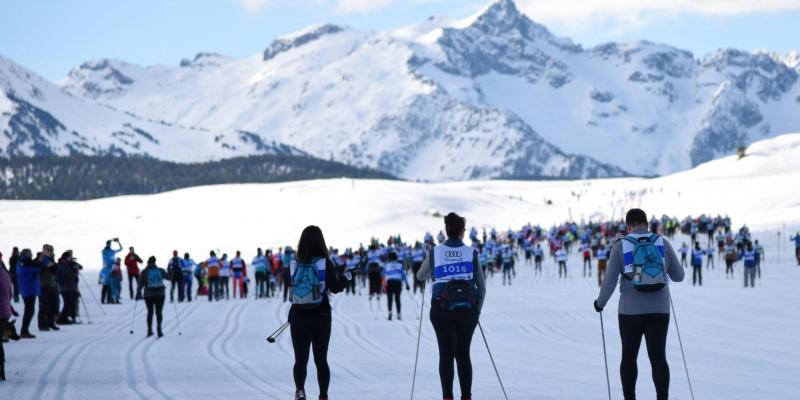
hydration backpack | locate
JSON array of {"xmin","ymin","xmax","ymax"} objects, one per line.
[
  {"xmin": 291, "ymin": 258, "xmax": 323, "ymax": 309},
  {"xmin": 146, "ymin": 268, "xmax": 165, "ymax": 289},
  {"xmin": 622, "ymin": 234, "xmax": 667, "ymax": 292},
  {"xmin": 439, "ymin": 280, "xmax": 478, "ymax": 312}
]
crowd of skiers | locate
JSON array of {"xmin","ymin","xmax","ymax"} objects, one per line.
[{"xmin": 1, "ymin": 211, "xmax": 796, "ymax": 398}]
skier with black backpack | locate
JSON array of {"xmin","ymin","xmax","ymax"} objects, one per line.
[
  {"xmin": 383, "ymin": 251, "xmax": 409, "ymax": 321},
  {"xmin": 288, "ymin": 226, "xmax": 351, "ymax": 400},
  {"xmin": 594, "ymin": 208, "xmax": 684, "ymax": 400},
  {"xmin": 137, "ymin": 256, "xmax": 167, "ymax": 338},
  {"xmin": 167, "ymin": 251, "xmax": 182, "ymax": 303},
  {"xmin": 416, "ymin": 212, "xmax": 486, "ymax": 400}
]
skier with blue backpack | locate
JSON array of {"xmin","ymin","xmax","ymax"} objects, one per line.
[
  {"xmin": 288, "ymin": 226, "xmax": 352, "ymax": 400},
  {"xmin": 594, "ymin": 208, "xmax": 684, "ymax": 400},
  {"xmin": 415, "ymin": 212, "xmax": 486, "ymax": 400},
  {"xmin": 137, "ymin": 256, "xmax": 167, "ymax": 338}
]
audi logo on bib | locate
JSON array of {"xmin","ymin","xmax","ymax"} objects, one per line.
[{"xmin": 445, "ymin": 251, "xmax": 462, "ymax": 258}]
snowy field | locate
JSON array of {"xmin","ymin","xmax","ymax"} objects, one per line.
[{"xmin": 1, "ymin": 133, "xmax": 800, "ymax": 399}]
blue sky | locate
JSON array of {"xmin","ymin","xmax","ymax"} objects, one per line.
[{"xmin": 2, "ymin": 0, "xmax": 799, "ymax": 82}]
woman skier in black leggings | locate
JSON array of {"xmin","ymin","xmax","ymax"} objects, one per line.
[
  {"xmin": 137, "ymin": 256, "xmax": 167, "ymax": 338},
  {"xmin": 288, "ymin": 226, "xmax": 351, "ymax": 400},
  {"xmin": 416, "ymin": 213, "xmax": 486, "ymax": 400}
]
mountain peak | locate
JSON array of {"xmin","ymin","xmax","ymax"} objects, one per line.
[{"xmin": 263, "ymin": 23, "xmax": 346, "ymax": 62}]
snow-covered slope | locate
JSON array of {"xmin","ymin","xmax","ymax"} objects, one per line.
[
  {"xmin": 1, "ymin": 134, "xmax": 799, "ymax": 400},
  {"xmin": 0, "ymin": 56, "xmax": 304, "ymax": 161},
  {"xmin": 52, "ymin": 0, "xmax": 800, "ymax": 180}
]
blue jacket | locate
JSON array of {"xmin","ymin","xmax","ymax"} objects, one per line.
[
  {"xmin": 17, "ymin": 256, "xmax": 42, "ymax": 298},
  {"xmin": 101, "ymin": 243, "xmax": 123, "ymax": 284}
]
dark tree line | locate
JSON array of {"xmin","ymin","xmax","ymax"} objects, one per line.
[{"xmin": 0, "ymin": 154, "xmax": 395, "ymax": 200}]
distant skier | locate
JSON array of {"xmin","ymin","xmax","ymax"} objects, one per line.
[
  {"xmin": 724, "ymin": 239, "xmax": 738, "ymax": 278},
  {"xmin": 679, "ymin": 243, "xmax": 688, "ymax": 268},
  {"xmin": 555, "ymin": 247, "xmax": 568, "ymax": 279},
  {"xmin": 594, "ymin": 208, "xmax": 684, "ymax": 400},
  {"xmin": 253, "ymin": 248, "xmax": 268, "ymax": 299},
  {"xmin": 704, "ymin": 243, "xmax": 715, "ymax": 270},
  {"xmin": 287, "ymin": 226, "xmax": 351, "ymax": 400},
  {"xmin": 691, "ymin": 242, "xmax": 703, "ymax": 286},
  {"xmin": 383, "ymin": 252, "xmax": 409, "ymax": 321},
  {"xmin": 742, "ymin": 242, "xmax": 758, "ymax": 288},
  {"xmin": 180, "ymin": 253, "xmax": 196, "ymax": 302},
  {"xmin": 124, "ymin": 247, "xmax": 143, "ymax": 300},
  {"xmin": 100, "ymin": 239, "xmax": 123, "ymax": 304},
  {"xmin": 206, "ymin": 251, "xmax": 221, "ymax": 302},
  {"xmin": 137, "ymin": 256, "xmax": 167, "ymax": 338},
  {"xmin": 754, "ymin": 240, "xmax": 765, "ymax": 278},
  {"xmin": 791, "ymin": 233, "xmax": 800, "ymax": 266},
  {"xmin": 416, "ymin": 213, "xmax": 486, "ymax": 400},
  {"xmin": 167, "ymin": 251, "xmax": 183, "ymax": 303},
  {"xmin": 501, "ymin": 244, "xmax": 514, "ymax": 285},
  {"xmin": 596, "ymin": 244, "xmax": 608, "ymax": 286},
  {"xmin": 581, "ymin": 242, "xmax": 592, "ymax": 277},
  {"xmin": 219, "ymin": 253, "xmax": 231, "ymax": 300},
  {"xmin": 533, "ymin": 243, "xmax": 544, "ymax": 276},
  {"xmin": 109, "ymin": 258, "xmax": 123, "ymax": 304},
  {"xmin": 230, "ymin": 251, "xmax": 246, "ymax": 300}
]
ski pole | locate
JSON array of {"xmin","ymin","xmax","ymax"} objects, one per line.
[
  {"xmin": 670, "ymin": 295, "xmax": 695, "ymax": 400},
  {"xmin": 129, "ymin": 299, "xmax": 139, "ymax": 335},
  {"xmin": 478, "ymin": 322, "xmax": 509, "ymax": 400},
  {"xmin": 409, "ymin": 283, "xmax": 425, "ymax": 400},
  {"xmin": 599, "ymin": 311, "xmax": 611, "ymax": 400},
  {"xmin": 267, "ymin": 321, "xmax": 290, "ymax": 343},
  {"xmin": 79, "ymin": 290, "xmax": 93, "ymax": 324},
  {"xmin": 172, "ymin": 300, "xmax": 183, "ymax": 336},
  {"xmin": 80, "ymin": 272, "xmax": 107, "ymax": 315}
]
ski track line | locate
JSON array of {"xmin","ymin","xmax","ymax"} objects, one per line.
[
  {"xmin": 334, "ymin": 303, "xmax": 385, "ymax": 358},
  {"xmin": 138, "ymin": 302, "xmax": 200, "ymax": 400},
  {"xmin": 225, "ymin": 301, "xmax": 285, "ymax": 395},
  {"xmin": 36, "ymin": 305, "xmax": 136, "ymax": 400},
  {"xmin": 57, "ymin": 306, "xmax": 145, "ymax": 400},
  {"xmin": 338, "ymin": 299, "xmax": 402, "ymax": 358},
  {"xmin": 208, "ymin": 302, "xmax": 281, "ymax": 400}
]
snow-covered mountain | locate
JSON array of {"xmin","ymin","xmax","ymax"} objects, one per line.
[
  {"xmin": 6, "ymin": 0, "xmax": 800, "ymax": 180},
  {"xmin": 0, "ymin": 56, "xmax": 305, "ymax": 161}
]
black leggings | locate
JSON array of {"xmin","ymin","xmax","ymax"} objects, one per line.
[
  {"xmin": 430, "ymin": 305, "xmax": 478, "ymax": 398},
  {"xmin": 21, "ymin": 296, "xmax": 36, "ymax": 334},
  {"xmin": 290, "ymin": 317, "xmax": 332, "ymax": 396},
  {"xmin": 692, "ymin": 265, "xmax": 702, "ymax": 286},
  {"xmin": 128, "ymin": 274, "xmax": 139, "ymax": 299},
  {"xmin": 619, "ymin": 313, "xmax": 670, "ymax": 400},
  {"xmin": 386, "ymin": 280, "xmax": 402, "ymax": 313},
  {"xmin": 145, "ymin": 296, "xmax": 165, "ymax": 333}
]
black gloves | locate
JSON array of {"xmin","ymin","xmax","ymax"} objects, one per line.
[{"xmin": 593, "ymin": 300, "xmax": 603, "ymax": 313}]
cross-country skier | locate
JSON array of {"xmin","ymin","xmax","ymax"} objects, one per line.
[
  {"xmin": 596, "ymin": 244, "xmax": 608, "ymax": 286},
  {"xmin": 501, "ymin": 244, "xmax": 515, "ymax": 285},
  {"xmin": 594, "ymin": 208, "xmax": 684, "ymax": 400},
  {"xmin": 253, "ymin": 248, "xmax": 269, "ymax": 299},
  {"xmin": 742, "ymin": 242, "xmax": 758, "ymax": 288},
  {"xmin": 754, "ymin": 240, "xmax": 764, "ymax": 278},
  {"xmin": 691, "ymin": 241, "xmax": 703, "ymax": 286},
  {"xmin": 167, "ymin": 251, "xmax": 183, "ymax": 303},
  {"xmin": 137, "ymin": 256, "xmax": 167, "ymax": 338},
  {"xmin": 124, "ymin": 247, "xmax": 142, "ymax": 300},
  {"xmin": 383, "ymin": 252, "xmax": 409, "ymax": 321},
  {"xmin": 366, "ymin": 245, "xmax": 383, "ymax": 304},
  {"xmin": 181, "ymin": 253, "xmax": 196, "ymax": 302},
  {"xmin": 581, "ymin": 241, "xmax": 592, "ymax": 277},
  {"xmin": 416, "ymin": 212, "xmax": 486, "ymax": 400},
  {"xmin": 533, "ymin": 244, "xmax": 544, "ymax": 276},
  {"xmin": 704, "ymin": 243, "xmax": 715, "ymax": 269},
  {"xmin": 679, "ymin": 243, "xmax": 688, "ymax": 268},
  {"xmin": 230, "ymin": 251, "xmax": 247, "ymax": 299},
  {"xmin": 206, "ymin": 251, "xmax": 221, "ymax": 302},
  {"xmin": 724, "ymin": 239, "xmax": 738, "ymax": 278},
  {"xmin": 555, "ymin": 247, "xmax": 568, "ymax": 279},
  {"xmin": 288, "ymin": 226, "xmax": 351, "ymax": 400},
  {"xmin": 219, "ymin": 253, "xmax": 231, "ymax": 300}
]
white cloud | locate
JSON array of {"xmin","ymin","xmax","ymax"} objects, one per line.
[
  {"xmin": 335, "ymin": 0, "xmax": 395, "ymax": 14},
  {"xmin": 237, "ymin": 0, "xmax": 273, "ymax": 13},
  {"xmin": 516, "ymin": 0, "xmax": 800, "ymax": 32}
]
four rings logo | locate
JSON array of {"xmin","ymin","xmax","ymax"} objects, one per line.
[{"xmin": 444, "ymin": 251, "xmax": 462, "ymax": 257}]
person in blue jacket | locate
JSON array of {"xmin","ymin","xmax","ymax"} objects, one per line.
[
  {"xmin": 17, "ymin": 249, "xmax": 41, "ymax": 338},
  {"xmin": 100, "ymin": 239, "xmax": 123, "ymax": 304},
  {"xmin": 792, "ymin": 233, "xmax": 800, "ymax": 266},
  {"xmin": 742, "ymin": 242, "xmax": 758, "ymax": 288},
  {"xmin": 181, "ymin": 253, "xmax": 197, "ymax": 302}
]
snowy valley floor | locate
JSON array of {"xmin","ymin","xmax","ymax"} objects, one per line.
[{"xmin": 2, "ymin": 237, "xmax": 800, "ymax": 400}]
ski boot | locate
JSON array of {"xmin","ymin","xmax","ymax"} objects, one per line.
[
  {"xmin": 397, "ymin": 314, "xmax": 402, "ymax": 321},
  {"xmin": 158, "ymin": 329, "xmax": 164, "ymax": 338},
  {"xmin": 388, "ymin": 312, "xmax": 392, "ymax": 321},
  {"xmin": 295, "ymin": 389, "xmax": 307, "ymax": 400},
  {"xmin": 147, "ymin": 330, "xmax": 154, "ymax": 338}
]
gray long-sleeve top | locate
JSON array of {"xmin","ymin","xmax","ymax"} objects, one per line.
[
  {"xmin": 596, "ymin": 229, "xmax": 684, "ymax": 315},
  {"xmin": 416, "ymin": 238, "xmax": 487, "ymax": 311}
]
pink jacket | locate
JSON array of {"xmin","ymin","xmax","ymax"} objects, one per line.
[{"xmin": 0, "ymin": 262, "xmax": 13, "ymax": 319}]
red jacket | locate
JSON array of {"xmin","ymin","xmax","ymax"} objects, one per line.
[{"xmin": 125, "ymin": 253, "xmax": 143, "ymax": 275}]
